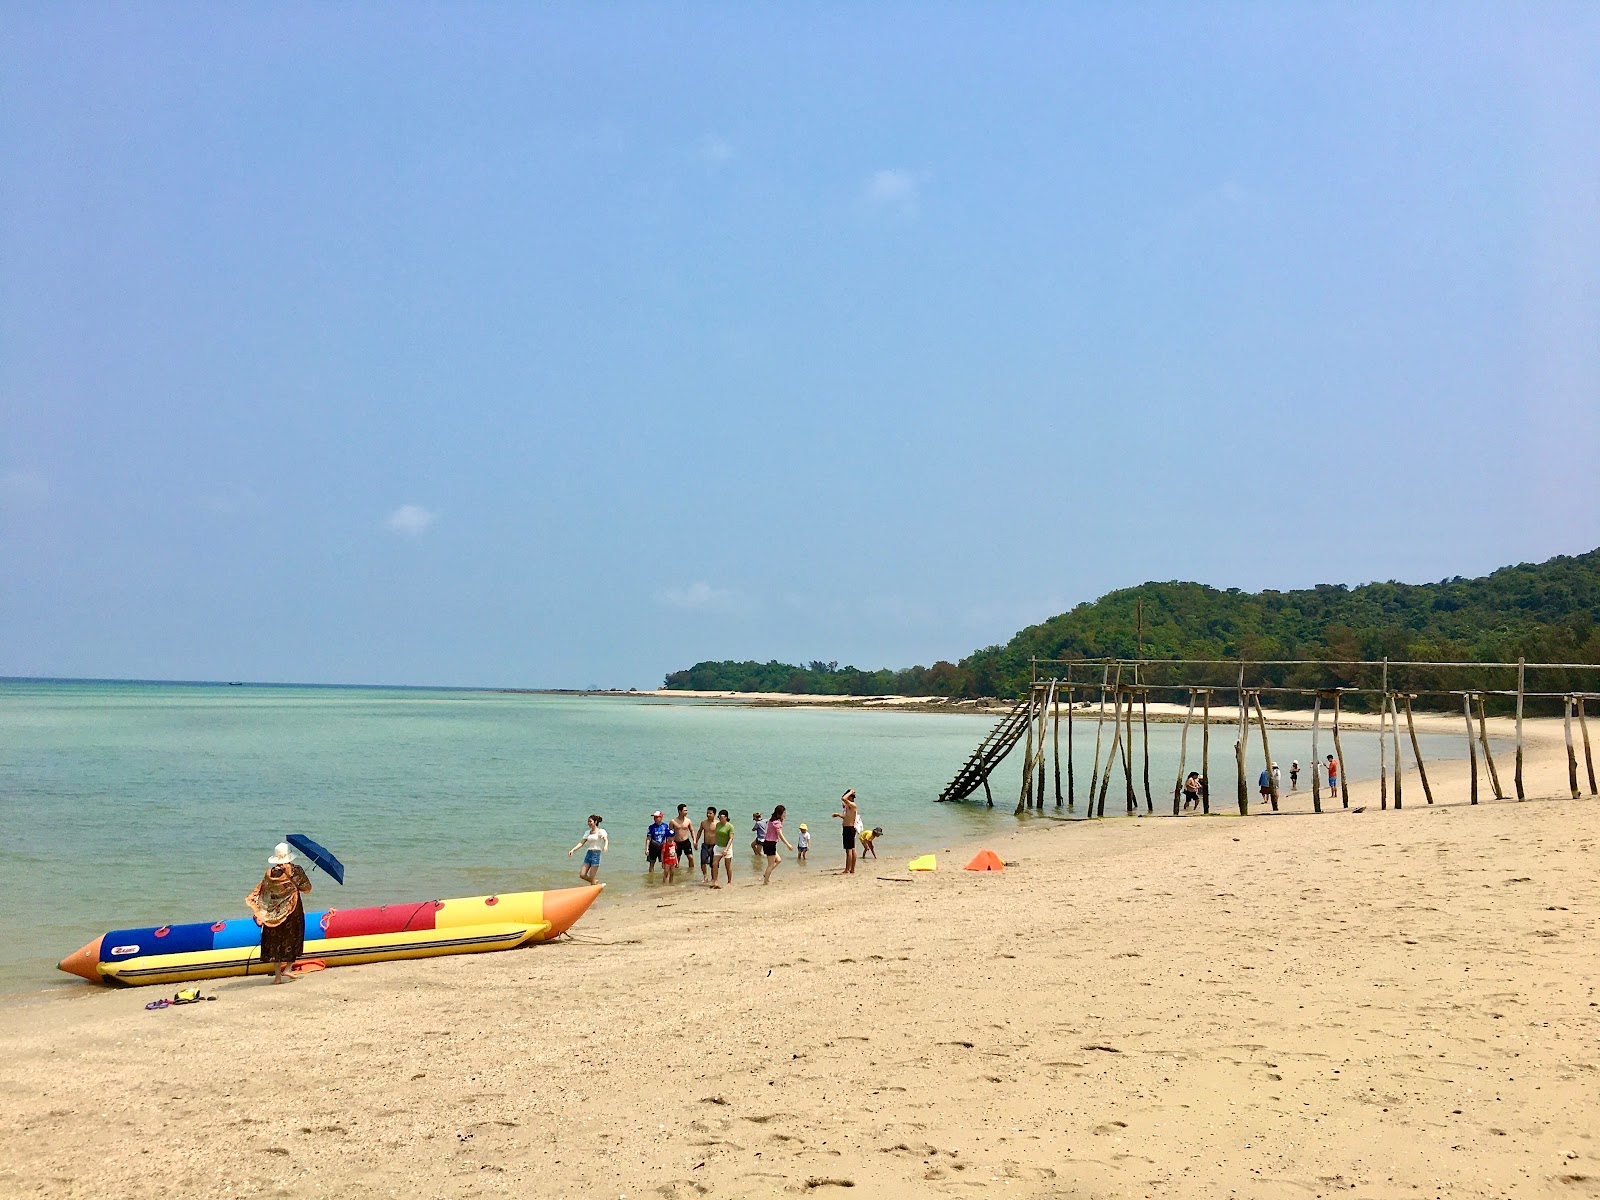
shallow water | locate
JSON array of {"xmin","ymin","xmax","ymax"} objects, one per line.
[{"xmin": 0, "ymin": 681, "xmax": 1475, "ymax": 996}]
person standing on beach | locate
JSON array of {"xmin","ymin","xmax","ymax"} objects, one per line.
[
  {"xmin": 568, "ymin": 814, "xmax": 608, "ymax": 884},
  {"xmin": 796, "ymin": 823, "xmax": 810, "ymax": 864},
  {"xmin": 832, "ymin": 789, "xmax": 859, "ymax": 875},
  {"xmin": 697, "ymin": 806, "xmax": 718, "ymax": 883},
  {"xmin": 1290, "ymin": 761, "xmax": 1300, "ymax": 790},
  {"xmin": 1325, "ymin": 754, "xmax": 1340, "ymax": 797},
  {"xmin": 646, "ymin": 810, "xmax": 670, "ymax": 875},
  {"xmin": 751, "ymin": 811, "xmax": 767, "ymax": 855},
  {"xmin": 246, "ymin": 842, "xmax": 312, "ymax": 984},
  {"xmin": 761, "ymin": 804, "xmax": 795, "ymax": 884},
  {"xmin": 670, "ymin": 804, "xmax": 695, "ymax": 872},
  {"xmin": 1258, "ymin": 767, "xmax": 1273, "ymax": 805},
  {"xmin": 711, "ymin": 808, "xmax": 734, "ymax": 887}
]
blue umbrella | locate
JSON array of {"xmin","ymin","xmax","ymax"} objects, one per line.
[{"xmin": 285, "ymin": 833, "xmax": 346, "ymax": 884}]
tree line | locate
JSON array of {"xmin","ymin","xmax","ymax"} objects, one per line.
[{"xmin": 663, "ymin": 548, "xmax": 1600, "ymax": 711}]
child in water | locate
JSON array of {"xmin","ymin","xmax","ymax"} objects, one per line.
[
  {"xmin": 661, "ymin": 835, "xmax": 679, "ymax": 884},
  {"xmin": 796, "ymin": 823, "xmax": 810, "ymax": 863}
]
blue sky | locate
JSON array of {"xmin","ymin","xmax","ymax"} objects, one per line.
[{"xmin": 2, "ymin": 4, "xmax": 1597, "ymax": 688}]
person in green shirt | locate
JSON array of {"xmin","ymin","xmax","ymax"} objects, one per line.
[{"xmin": 709, "ymin": 808, "xmax": 735, "ymax": 888}]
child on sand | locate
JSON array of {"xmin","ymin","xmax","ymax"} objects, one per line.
[
  {"xmin": 761, "ymin": 804, "xmax": 795, "ymax": 884},
  {"xmin": 796, "ymin": 823, "xmax": 810, "ymax": 864},
  {"xmin": 710, "ymin": 809, "xmax": 734, "ymax": 887},
  {"xmin": 567, "ymin": 814, "xmax": 607, "ymax": 884},
  {"xmin": 859, "ymin": 826, "xmax": 881, "ymax": 859}
]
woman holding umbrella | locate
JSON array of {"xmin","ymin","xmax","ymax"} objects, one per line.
[{"xmin": 247, "ymin": 842, "xmax": 312, "ymax": 983}]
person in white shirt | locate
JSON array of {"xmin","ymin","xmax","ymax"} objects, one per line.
[{"xmin": 567, "ymin": 814, "xmax": 608, "ymax": 884}]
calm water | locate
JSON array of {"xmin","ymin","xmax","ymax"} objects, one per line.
[{"xmin": 0, "ymin": 681, "xmax": 1474, "ymax": 996}]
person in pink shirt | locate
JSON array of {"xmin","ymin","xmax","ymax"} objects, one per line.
[{"xmin": 761, "ymin": 804, "xmax": 795, "ymax": 884}]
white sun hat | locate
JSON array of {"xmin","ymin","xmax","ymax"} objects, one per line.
[{"xmin": 268, "ymin": 842, "xmax": 296, "ymax": 865}]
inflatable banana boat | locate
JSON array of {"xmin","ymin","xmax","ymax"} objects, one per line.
[{"xmin": 58, "ymin": 884, "xmax": 602, "ymax": 987}]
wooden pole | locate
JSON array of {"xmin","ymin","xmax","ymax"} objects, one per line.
[
  {"xmin": 1389, "ymin": 692, "xmax": 1403, "ymax": 810},
  {"xmin": 1098, "ymin": 686, "xmax": 1125, "ymax": 818},
  {"xmin": 1122, "ymin": 689, "xmax": 1137, "ymax": 814},
  {"xmin": 1331, "ymin": 692, "xmax": 1350, "ymax": 809},
  {"xmin": 1565, "ymin": 696, "xmax": 1580, "ymax": 799},
  {"xmin": 1067, "ymin": 684, "xmax": 1077, "ymax": 812},
  {"xmin": 1201, "ymin": 689, "xmax": 1211, "ymax": 814},
  {"xmin": 1462, "ymin": 692, "xmax": 1479, "ymax": 805},
  {"xmin": 1515, "ymin": 657, "xmax": 1526, "ymax": 800},
  {"xmin": 1088, "ymin": 664, "xmax": 1110, "ymax": 808},
  {"xmin": 1402, "ymin": 693, "xmax": 1433, "ymax": 805},
  {"xmin": 1173, "ymin": 690, "xmax": 1196, "ymax": 815},
  {"xmin": 982, "ymin": 775, "xmax": 993, "ymax": 808},
  {"xmin": 1139, "ymin": 688, "xmax": 1153, "ymax": 814},
  {"xmin": 1017, "ymin": 685, "xmax": 1035, "ymax": 814},
  {"xmin": 1310, "ymin": 692, "xmax": 1323, "ymax": 814},
  {"xmin": 1052, "ymin": 681, "xmax": 1063, "ymax": 808},
  {"xmin": 1580, "ymin": 697, "xmax": 1597, "ymax": 797},
  {"xmin": 1476, "ymin": 694, "xmax": 1505, "ymax": 800},
  {"xmin": 1252, "ymin": 691, "xmax": 1279, "ymax": 811},
  {"xmin": 1235, "ymin": 666, "xmax": 1249, "ymax": 816},
  {"xmin": 1035, "ymin": 680, "xmax": 1053, "ymax": 810},
  {"xmin": 1378, "ymin": 662, "xmax": 1389, "ymax": 811}
]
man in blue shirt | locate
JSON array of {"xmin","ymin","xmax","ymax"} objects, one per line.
[{"xmin": 645, "ymin": 810, "xmax": 671, "ymax": 874}]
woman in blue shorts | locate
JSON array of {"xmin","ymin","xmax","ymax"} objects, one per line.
[{"xmin": 568, "ymin": 814, "xmax": 608, "ymax": 884}]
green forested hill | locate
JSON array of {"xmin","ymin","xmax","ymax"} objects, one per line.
[{"xmin": 663, "ymin": 548, "xmax": 1600, "ymax": 701}]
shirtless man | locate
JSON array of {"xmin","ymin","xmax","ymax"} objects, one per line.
[
  {"xmin": 831, "ymin": 788, "xmax": 859, "ymax": 875},
  {"xmin": 696, "ymin": 805, "xmax": 719, "ymax": 883},
  {"xmin": 670, "ymin": 804, "xmax": 695, "ymax": 874}
]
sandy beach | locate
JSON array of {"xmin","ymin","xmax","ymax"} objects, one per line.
[{"xmin": 2, "ymin": 712, "xmax": 1597, "ymax": 1198}]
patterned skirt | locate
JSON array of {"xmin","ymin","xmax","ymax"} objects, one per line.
[{"xmin": 260, "ymin": 903, "xmax": 306, "ymax": 964}]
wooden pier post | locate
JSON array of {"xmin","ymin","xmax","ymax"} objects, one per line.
[
  {"xmin": 1140, "ymin": 688, "xmax": 1153, "ymax": 814},
  {"xmin": 1310, "ymin": 692, "xmax": 1323, "ymax": 814},
  {"xmin": 1016, "ymin": 685, "xmax": 1035, "ymax": 814},
  {"xmin": 1565, "ymin": 696, "xmax": 1580, "ymax": 799},
  {"xmin": 1098, "ymin": 687, "xmax": 1125, "ymax": 818},
  {"xmin": 1580, "ymin": 696, "xmax": 1597, "ymax": 796},
  {"xmin": 1378, "ymin": 662, "xmax": 1390, "ymax": 811},
  {"xmin": 1515, "ymin": 658, "xmax": 1526, "ymax": 800},
  {"xmin": 1476, "ymin": 694, "xmax": 1505, "ymax": 800},
  {"xmin": 1235, "ymin": 668, "xmax": 1249, "ymax": 816},
  {"xmin": 1252, "ymin": 691, "xmax": 1280, "ymax": 811},
  {"xmin": 1067, "ymin": 686, "xmax": 1077, "ymax": 812},
  {"xmin": 1402, "ymin": 693, "xmax": 1433, "ymax": 805},
  {"xmin": 1088, "ymin": 665, "xmax": 1110, "ymax": 809},
  {"xmin": 1173, "ymin": 690, "xmax": 1196, "ymax": 815},
  {"xmin": 1389, "ymin": 692, "xmax": 1403, "ymax": 810},
  {"xmin": 1036, "ymin": 680, "xmax": 1054, "ymax": 809},
  {"xmin": 1462, "ymin": 692, "xmax": 1479, "ymax": 805},
  {"xmin": 1052, "ymin": 682, "xmax": 1063, "ymax": 808},
  {"xmin": 1122, "ymin": 689, "xmax": 1138, "ymax": 814},
  {"xmin": 982, "ymin": 775, "xmax": 993, "ymax": 808},
  {"xmin": 1331, "ymin": 692, "xmax": 1350, "ymax": 809},
  {"xmin": 1201, "ymin": 689, "xmax": 1211, "ymax": 815}
]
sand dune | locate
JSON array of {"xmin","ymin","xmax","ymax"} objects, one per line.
[{"xmin": 2, "ymin": 715, "xmax": 1597, "ymax": 1198}]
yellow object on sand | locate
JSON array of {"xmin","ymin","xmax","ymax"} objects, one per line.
[{"xmin": 907, "ymin": 854, "xmax": 937, "ymax": 872}]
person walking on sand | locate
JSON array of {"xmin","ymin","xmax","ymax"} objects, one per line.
[
  {"xmin": 568, "ymin": 814, "xmax": 608, "ymax": 884},
  {"xmin": 751, "ymin": 811, "xmax": 767, "ymax": 855},
  {"xmin": 761, "ymin": 804, "xmax": 795, "ymax": 884},
  {"xmin": 646, "ymin": 810, "xmax": 671, "ymax": 875},
  {"xmin": 710, "ymin": 808, "xmax": 734, "ymax": 887},
  {"xmin": 832, "ymin": 789, "xmax": 859, "ymax": 875},
  {"xmin": 246, "ymin": 842, "xmax": 312, "ymax": 984},
  {"xmin": 670, "ymin": 804, "xmax": 695, "ymax": 872},
  {"xmin": 1182, "ymin": 771, "xmax": 1202, "ymax": 811},
  {"xmin": 697, "ymin": 805, "xmax": 719, "ymax": 883}
]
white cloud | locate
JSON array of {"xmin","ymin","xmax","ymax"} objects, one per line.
[
  {"xmin": 384, "ymin": 504, "xmax": 437, "ymax": 535},
  {"xmin": 699, "ymin": 134, "xmax": 734, "ymax": 165},
  {"xmin": 0, "ymin": 469, "xmax": 49, "ymax": 510},
  {"xmin": 863, "ymin": 168, "xmax": 925, "ymax": 214},
  {"xmin": 656, "ymin": 581, "xmax": 739, "ymax": 612}
]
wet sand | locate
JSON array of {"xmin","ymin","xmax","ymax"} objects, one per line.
[{"xmin": 2, "ymin": 714, "xmax": 1597, "ymax": 1198}]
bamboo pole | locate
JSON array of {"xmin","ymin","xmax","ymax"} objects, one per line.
[
  {"xmin": 1476, "ymin": 694, "xmax": 1504, "ymax": 800},
  {"xmin": 1052, "ymin": 681, "xmax": 1063, "ymax": 808},
  {"xmin": 1310, "ymin": 692, "xmax": 1323, "ymax": 814},
  {"xmin": 982, "ymin": 775, "xmax": 993, "ymax": 808},
  {"xmin": 1201, "ymin": 689, "xmax": 1211, "ymax": 814},
  {"xmin": 1122, "ymin": 689, "xmax": 1137, "ymax": 814},
  {"xmin": 1252, "ymin": 691, "xmax": 1279, "ymax": 811},
  {"xmin": 1173, "ymin": 690, "xmax": 1196, "ymax": 815},
  {"xmin": 1515, "ymin": 657, "xmax": 1526, "ymax": 800},
  {"xmin": 1235, "ymin": 668, "xmax": 1249, "ymax": 816},
  {"xmin": 1402, "ymin": 693, "xmax": 1434, "ymax": 805},
  {"xmin": 1565, "ymin": 696, "xmax": 1580, "ymax": 799},
  {"xmin": 1462, "ymin": 692, "xmax": 1479, "ymax": 805},
  {"xmin": 1331, "ymin": 692, "xmax": 1349, "ymax": 808},
  {"xmin": 1140, "ymin": 689, "xmax": 1153, "ymax": 813},
  {"xmin": 1098, "ymin": 687, "xmax": 1125, "ymax": 818},
  {"xmin": 1390, "ymin": 692, "xmax": 1403, "ymax": 810},
  {"xmin": 1017, "ymin": 684, "xmax": 1035, "ymax": 814},
  {"xmin": 1088, "ymin": 665, "xmax": 1110, "ymax": 807},
  {"xmin": 1580, "ymin": 697, "xmax": 1597, "ymax": 797},
  {"xmin": 1067, "ymin": 685, "xmax": 1077, "ymax": 812},
  {"xmin": 1032, "ymin": 681, "xmax": 1049, "ymax": 810},
  {"xmin": 1378, "ymin": 692, "xmax": 1389, "ymax": 811}
]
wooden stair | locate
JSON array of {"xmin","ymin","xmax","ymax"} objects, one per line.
[{"xmin": 937, "ymin": 696, "xmax": 1033, "ymax": 802}]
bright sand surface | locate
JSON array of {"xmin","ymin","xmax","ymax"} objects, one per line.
[{"xmin": 3, "ymin": 713, "xmax": 1597, "ymax": 1198}]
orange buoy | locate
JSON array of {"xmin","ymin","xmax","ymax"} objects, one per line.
[{"xmin": 963, "ymin": 850, "xmax": 1005, "ymax": 872}]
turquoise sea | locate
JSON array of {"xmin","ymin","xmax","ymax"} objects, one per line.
[{"xmin": 0, "ymin": 680, "xmax": 1474, "ymax": 997}]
